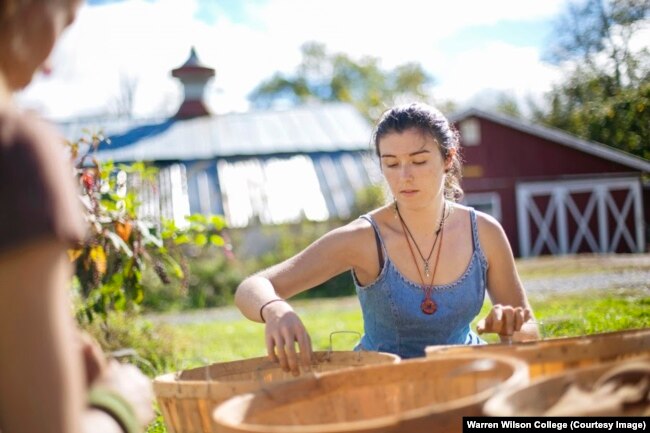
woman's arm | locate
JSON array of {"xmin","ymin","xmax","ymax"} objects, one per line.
[
  {"xmin": 235, "ymin": 220, "xmax": 369, "ymax": 374},
  {"xmin": 476, "ymin": 213, "xmax": 540, "ymax": 342},
  {"xmin": 0, "ymin": 239, "xmax": 85, "ymax": 433}
]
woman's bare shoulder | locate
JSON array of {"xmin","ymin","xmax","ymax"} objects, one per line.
[
  {"xmin": 469, "ymin": 206, "xmax": 511, "ymax": 260},
  {"xmin": 328, "ymin": 205, "xmax": 392, "ymax": 254},
  {"xmin": 333, "ymin": 214, "xmax": 375, "ymax": 244},
  {"xmin": 348, "ymin": 205, "xmax": 394, "ymax": 232},
  {"xmin": 471, "ymin": 207, "xmax": 504, "ymax": 236}
]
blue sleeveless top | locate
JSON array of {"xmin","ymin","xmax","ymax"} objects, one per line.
[{"xmin": 352, "ymin": 208, "xmax": 488, "ymax": 359}]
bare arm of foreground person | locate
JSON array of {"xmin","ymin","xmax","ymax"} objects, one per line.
[
  {"xmin": 475, "ymin": 213, "xmax": 540, "ymax": 342},
  {"xmin": 0, "ymin": 240, "xmax": 85, "ymax": 433},
  {"xmin": 0, "ymin": 243, "xmax": 154, "ymax": 433}
]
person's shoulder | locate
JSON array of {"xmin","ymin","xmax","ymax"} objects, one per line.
[
  {"xmin": 451, "ymin": 202, "xmax": 504, "ymax": 240},
  {"xmin": 346, "ymin": 204, "xmax": 394, "ymax": 234},
  {"xmin": 0, "ymin": 108, "xmax": 68, "ymax": 184},
  {"xmin": 470, "ymin": 207, "xmax": 502, "ymax": 232},
  {"xmin": 0, "ymin": 107, "xmax": 84, "ymax": 253},
  {"xmin": 463, "ymin": 204, "xmax": 510, "ymax": 256},
  {"xmin": 0, "ymin": 108, "xmax": 63, "ymax": 159},
  {"xmin": 333, "ymin": 213, "xmax": 375, "ymax": 240},
  {"xmin": 327, "ymin": 205, "xmax": 391, "ymax": 248},
  {"xmin": 0, "ymin": 107, "xmax": 73, "ymax": 204}
]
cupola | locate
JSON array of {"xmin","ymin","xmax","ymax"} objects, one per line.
[{"xmin": 171, "ymin": 47, "xmax": 215, "ymax": 119}]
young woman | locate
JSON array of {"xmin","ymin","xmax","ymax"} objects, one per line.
[
  {"xmin": 235, "ymin": 102, "xmax": 539, "ymax": 374},
  {"xmin": 0, "ymin": 1, "xmax": 153, "ymax": 432}
]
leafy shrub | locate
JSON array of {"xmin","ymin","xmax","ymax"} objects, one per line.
[
  {"xmin": 141, "ymin": 248, "xmax": 246, "ymax": 311},
  {"xmin": 65, "ymin": 131, "xmax": 229, "ymax": 322},
  {"xmin": 81, "ymin": 311, "xmax": 181, "ymax": 375}
]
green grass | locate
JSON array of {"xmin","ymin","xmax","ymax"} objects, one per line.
[
  {"xmin": 168, "ymin": 288, "xmax": 650, "ymax": 365},
  {"xmin": 171, "ymin": 307, "xmax": 365, "ymax": 368},
  {"xmin": 530, "ymin": 288, "xmax": 650, "ymax": 337}
]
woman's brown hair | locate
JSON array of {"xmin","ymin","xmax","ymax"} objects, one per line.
[{"xmin": 372, "ymin": 102, "xmax": 463, "ymax": 201}]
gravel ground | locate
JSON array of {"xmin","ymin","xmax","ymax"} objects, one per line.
[
  {"xmin": 524, "ymin": 269, "xmax": 650, "ymax": 295},
  {"xmin": 148, "ymin": 254, "xmax": 650, "ymax": 325}
]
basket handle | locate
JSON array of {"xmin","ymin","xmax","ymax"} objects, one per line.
[
  {"xmin": 169, "ymin": 356, "xmax": 211, "ymax": 394},
  {"xmin": 327, "ymin": 331, "xmax": 362, "ymax": 361}
]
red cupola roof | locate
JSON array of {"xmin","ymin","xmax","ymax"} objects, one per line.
[{"xmin": 171, "ymin": 47, "xmax": 215, "ymax": 119}]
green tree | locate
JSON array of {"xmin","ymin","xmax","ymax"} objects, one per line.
[
  {"xmin": 545, "ymin": 0, "xmax": 649, "ymax": 88},
  {"xmin": 536, "ymin": 0, "xmax": 650, "ymax": 158},
  {"xmin": 248, "ymin": 42, "xmax": 433, "ymax": 121}
]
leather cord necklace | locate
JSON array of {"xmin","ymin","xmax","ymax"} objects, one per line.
[
  {"xmin": 396, "ymin": 201, "xmax": 447, "ymax": 278},
  {"xmin": 397, "ymin": 204, "xmax": 446, "ymax": 315}
]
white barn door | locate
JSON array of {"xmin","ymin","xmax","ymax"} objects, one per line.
[{"xmin": 516, "ymin": 177, "xmax": 644, "ymax": 257}]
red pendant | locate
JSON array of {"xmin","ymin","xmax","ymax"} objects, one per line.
[{"xmin": 420, "ymin": 298, "xmax": 437, "ymax": 315}]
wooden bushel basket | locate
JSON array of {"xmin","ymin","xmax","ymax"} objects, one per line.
[
  {"xmin": 213, "ymin": 353, "xmax": 528, "ymax": 433},
  {"xmin": 154, "ymin": 350, "xmax": 400, "ymax": 433},
  {"xmin": 484, "ymin": 356, "xmax": 650, "ymax": 416},
  {"xmin": 425, "ymin": 328, "xmax": 650, "ymax": 378}
]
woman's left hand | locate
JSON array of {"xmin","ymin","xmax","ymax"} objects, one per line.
[{"xmin": 476, "ymin": 304, "xmax": 532, "ymax": 337}]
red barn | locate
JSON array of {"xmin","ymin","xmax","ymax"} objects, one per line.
[{"xmin": 451, "ymin": 108, "xmax": 650, "ymax": 257}]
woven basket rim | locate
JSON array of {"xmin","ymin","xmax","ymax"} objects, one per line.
[
  {"xmin": 153, "ymin": 350, "xmax": 399, "ymax": 387},
  {"xmin": 425, "ymin": 327, "xmax": 650, "ymax": 355}
]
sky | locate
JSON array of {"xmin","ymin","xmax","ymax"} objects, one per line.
[{"xmin": 16, "ymin": 0, "xmax": 571, "ymax": 121}]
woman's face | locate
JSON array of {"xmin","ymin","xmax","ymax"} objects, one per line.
[
  {"xmin": 378, "ymin": 128, "xmax": 451, "ymax": 210},
  {"xmin": 4, "ymin": 0, "xmax": 81, "ymax": 90}
]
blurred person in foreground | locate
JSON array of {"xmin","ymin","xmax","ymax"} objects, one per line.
[
  {"xmin": 0, "ymin": 1, "xmax": 154, "ymax": 432},
  {"xmin": 236, "ymin": 102, "xmax": 540, "ymax": 374}
]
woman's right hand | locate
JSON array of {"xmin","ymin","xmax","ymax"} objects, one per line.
[{"xmin": 263, "ymin": 301, "xmax": 313, "ymax": 376}]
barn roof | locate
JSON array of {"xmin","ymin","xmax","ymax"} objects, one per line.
[{"xmin": 451, "ymin": 108, "xmax": 650, "ymax": 172}]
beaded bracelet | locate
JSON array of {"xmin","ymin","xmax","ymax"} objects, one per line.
[{"xmin": 259, "ymin": 298, "xmax": 286, "ymax": 322}]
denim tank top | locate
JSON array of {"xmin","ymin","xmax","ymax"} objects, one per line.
[{"xmin": 352, "ymin": 208, "xmax": 488, "ymax": 359}]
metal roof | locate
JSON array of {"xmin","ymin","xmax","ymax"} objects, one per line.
[{"xmin": 58, "ymin": 102, "xmax": 373, "ymax": 162}]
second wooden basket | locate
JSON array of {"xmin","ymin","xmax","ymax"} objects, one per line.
[{"xmin": 425, "ymin": 327, "xmax": 650, "ymax": 378}]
